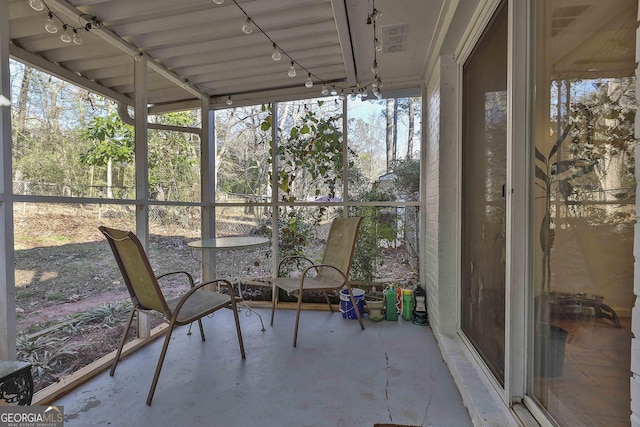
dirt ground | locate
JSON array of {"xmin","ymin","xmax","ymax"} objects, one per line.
[{"xmin": 13, "ymin": 206, "xmax": 416, "ymax": 392}]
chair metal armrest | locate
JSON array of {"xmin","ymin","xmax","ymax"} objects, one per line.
[
  {"xmin": 201, "ymin": 279, "xmax": 238, "ymax": 301},
  {"xmin": 277, "ymin": 255, "xmax": 315, "ymax": 276},
  {"xmin": 156, "ymin": 270, "xmax": 196, "ymax": 287}
]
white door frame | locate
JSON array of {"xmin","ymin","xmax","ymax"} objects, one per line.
[{"xmin": 453, "ymin": 0, "xmax": 530, "ymax": 407}]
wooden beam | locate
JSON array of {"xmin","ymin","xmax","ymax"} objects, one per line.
[
  {"xmin": 330, "ymin": 0, "xmax": 357, "ymax": 86},
  {"xmin": 9, "ymin": 44, "xmax": 132, "ymax": 105},
  {"xmin": 30, "ymin": 303, "xmax": 339, "ymax": 405},
  {"xmin": 42, "ymin": 0, "xmax": 208, "ymax": 102},
  {"xmin": 245, "ymin": 301, "xmax": 339, "ymax": 311},
  {"xmin": 32, "ymin": 324, "xmax": 169, "ymax": 405}
]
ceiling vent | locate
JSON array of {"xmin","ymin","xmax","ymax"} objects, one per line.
[{"xmin": 380, "ymin": 23, "xmax": 408, "ymax": 53}]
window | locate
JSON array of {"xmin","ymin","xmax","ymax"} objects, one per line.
[{"xmin": 531, "ymin": 0, "xmax": 636, "ymax": 424}]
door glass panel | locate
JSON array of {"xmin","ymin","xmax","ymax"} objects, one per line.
[
  {"xmin": 532, "ymin": 0, "xmax": 636, "ymax": 425},
  {"xmin": 461, "ymin": 1, "xmax": 507, "ymax": 386}
]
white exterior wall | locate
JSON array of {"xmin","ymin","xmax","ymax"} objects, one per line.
[
  {"xmin": 424, "ymin": 52, "xmax": 461, "ymax": 338},
  {"xmin": 435, "ymin": 53, "xmax": 461, "ymax": 337},
  {"xmin": 424, "ymin": 60, "xmax": 441, "ymax": 333}
]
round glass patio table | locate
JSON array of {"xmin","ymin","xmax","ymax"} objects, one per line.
[
  {"xmin": 188, "ymin": 236, "xmax": 270, "ymax": 330},
  {"xmin": 188, "ymin": 236, "xmax": 270, "ymax": 251}
]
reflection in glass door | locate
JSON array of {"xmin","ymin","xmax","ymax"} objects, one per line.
[
  {"xmin": 461, "ymin": 1, "xmax": 507, "ymax": 386},
  {"xmin": 531, "ymin": 0, "xmax": 636, "ymax": 425}
]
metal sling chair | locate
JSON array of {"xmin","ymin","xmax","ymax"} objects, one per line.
[
  {"xmin": 99, "ymin": 226, "xmax": 246, "ymax": 405},
  {"xmin": 270, "ymin": 216, "xmax": 365, "ymax": 347}
]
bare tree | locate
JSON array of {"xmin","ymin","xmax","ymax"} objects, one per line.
[
  {"xmin": 15, "ymin": 66, "xmax": 33, "ymax": 134},
  {"xmin": 407, "ymin": 99, "xmax": 415, "ymax": 158},
  {"xmin": 385, "ymin": 98, "xmax": 397, "ymax": 170}
]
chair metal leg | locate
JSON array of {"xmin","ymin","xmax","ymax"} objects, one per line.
[
  {"xmin": 347, "ymin": 287, "xmax": 365, "ymax": 331},
  {"xmin": 146, "ymin": 326, "xmax": 174, "ymax": 405},
  {"xmin": 197, "ymin": 319, "xmax": 206, "ymax": 341},
  {"xmin": 270, "ymin": 284, "xmax": 278, "ymax": 326},
  {"xmin": 110, "ymin": 308, "xmax": 136, "ymax": 377},
  {"xmin": 323, "ymin": 291, "xmax": 334, "ymax": 313},
  {"xmin": 293, "ymin": 291, "xmax": 304, "ymax": 347},
  {"xmin": 229, "ymin": 299, "xmax": 246, "ymax": 359}
]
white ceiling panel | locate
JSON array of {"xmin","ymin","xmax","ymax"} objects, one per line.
[{"xmin": 9, "ymin": 0, "xmax": 451, "ymax": 110}]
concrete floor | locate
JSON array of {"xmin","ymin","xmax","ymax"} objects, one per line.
[{"xmin": 55, "ymin": 307, "xmax": 472, "ymax": 427}]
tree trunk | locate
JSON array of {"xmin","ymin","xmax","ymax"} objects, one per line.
[
  {"xmin": 595, "ymin": 145, "xmax": 626, "ymax": 215},
  {"xmin": 385, "ymin": 98, "xmax": 396, "ymax": 170},
  {"xmin": 16, "ymin": 67, "xmax": 33, "ymax": 134},
  {"xmin": 107, "ymin": 157, "xmax": 113, "ymax": 198},
  {"xmin": 407, "ymin": 99, "xmax": 415, "ymax": 158},
  {"xmin": 215, "ymin": 107, "xmax": 238, "ymax": 199},
  {"xmin": 48, "ymin": 82, "xmax": 62, "ymax": 134},
  {"xmin": 393, "ymin": 100, "xmax": 398, "ymax": 163}
]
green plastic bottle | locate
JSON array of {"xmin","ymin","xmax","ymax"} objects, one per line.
[
  {"xmin": 402, "ymin": 289, "xmax": 413, "ymax": 320},
  {"xmin": 385, "ymin": 287, "xmax": 398, "ymax": 321}
]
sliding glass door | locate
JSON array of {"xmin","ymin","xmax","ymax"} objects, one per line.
[
  {"xmin": 531, "ymin": 0, "xmax": 636, "ymax": 424},
  {"xmin": 461, "ymin": 1, "xmax": 508, "ymax": 386}
]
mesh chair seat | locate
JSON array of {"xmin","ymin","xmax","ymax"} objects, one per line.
[{"xmin": 166, "ymin": 291, "xmax": 232, "ymax": 325}]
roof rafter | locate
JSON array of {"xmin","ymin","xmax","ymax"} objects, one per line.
[{"xmin": 44, "ymin": 0, "xmax": 209, "ymax": 103}]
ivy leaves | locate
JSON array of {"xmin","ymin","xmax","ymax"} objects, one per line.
[
  {"xmin": 80, "ymin": 113, "xmax": 134, "ymax": 166},
  {"xmin": 262, "ymin": 101, "xmax": 350, "ymax": 202}
]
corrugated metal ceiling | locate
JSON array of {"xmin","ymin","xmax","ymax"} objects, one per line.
[{"xmin": 8, "ymin": 0, "xmax": 445, "ymax": 110}]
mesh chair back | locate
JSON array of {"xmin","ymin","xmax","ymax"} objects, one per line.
[
  {"xmin": 99, "ymin": 226, "xmax": 169, "ymax": 316},
  {"xmin": 317, "ymin": 217, "xmax": 362, "ymax": 285}
]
